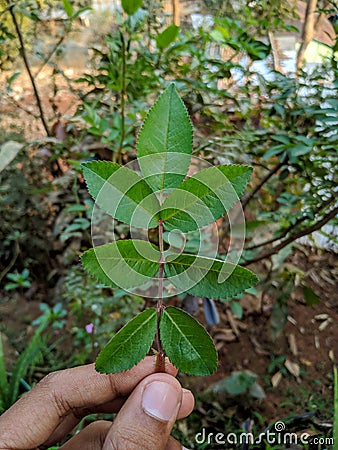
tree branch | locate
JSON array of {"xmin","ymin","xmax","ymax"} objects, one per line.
[
  {"xmin": 243, "ymin": 204, "xmax": 338, "ymax": 266},
  {"xmin": 7, "ymin": 1, "xmax": 50, "ymax": 136},
  {"xmin": 296, "ymin": 0, "xmax": 318, "ymax": 71},
  {"xmin": 246, "ymin": 194, "xmax": 338, "ymax": 250},
  {"xmin": 242, "ymin": 157, "xmax": 287, "ymax": 210}
]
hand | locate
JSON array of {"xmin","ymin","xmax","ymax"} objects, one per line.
[{"xmin": 0, "ymin": 356, "xmax": 194, "ymax": 450}]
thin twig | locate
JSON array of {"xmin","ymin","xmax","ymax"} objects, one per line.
[
  {"xmin": 155, "ymin": 220, "xmax": 166, "ymax": 373},
  {"xmin": 7, "ymin": 1, "xmax": 50, "ymax": 136},
  {"xmin": 0, "ymin": 240, "xmax": 20, "ymax": 284},
  {"xmin": 246, "ymin": 194, "xmax": 338, "ymax": 251},
  {"xmin": 243, "ymin": 205, "xmax": 338, "ymax": 266},
  {"xmin": 6, "ymin": 94, "xmax": 40, "ymax": 119},
  {"xmin": 242, "ymin": 157, "xmax": 287, "ymax": 210},
  {"xmin": 34, "ymin": 31, "xmax": 68, "ymax": 78},
  {"xmin": 115, "ymin": 31, "xmax": 127, "ymax": 164}
]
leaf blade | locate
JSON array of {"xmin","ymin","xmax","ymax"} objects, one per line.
[
  {"xmin": 164, "ymin": 254, "xmax": 258, "ymax": 300},
  {"xmin": 161, "ymin": 165, "xmax": 253, "ymax": 232},
  {"xmin": 137, "ymin": 84, "xmax": 193, "ymax": 192},
  {"xmin": 81, "ymin": 240, "xmax": 160, "ymax": 290},
  {"xmin": 0, "ymin": 141, "xmax": 24, "ymax": 173},
  {"xmin": 121, "ymin": 0, "xmax": 142, "ymax": 15},
  {"xmin": 96, "ymin": 308, "xmax": 157, "ymax": 373},
  {"xmin": 156, "ymin": 25, "xmax": 180, "ymax": 50},
  {"xmin": 160, "ymin": 306, "xmax": 217, "ymax": 376},
  {"xmin": 82, "ymin": 161, "xmax": 159, "ymax": 228}
]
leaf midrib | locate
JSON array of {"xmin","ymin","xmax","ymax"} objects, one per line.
[
  {"xmin": 165, "ymin": 255, "xmax": 237, "ymax": 275},
  {"xmin": 159, "ymin": 92, "xmax": 172, "ymax": 193},
  {"xmin": 111, "ymin": 309, "xmax": 156, "ymax": 355},
  {"xmin": 87, "ymin": 165, "xmax": 159, "ymax": 220},
  {"xmin": 161, "ymin": 169, "xmax": 238, "ymax": 222},
  {"xmin": 164, "ymin": 311, "xmax": 210, "ymax": 371}
]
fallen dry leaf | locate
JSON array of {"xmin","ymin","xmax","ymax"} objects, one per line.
[
  {"xmin": 314, "ymin": 313, "xmax": 329, "ymax": 321},
  {"xmin": 285, "ymin": 359, "xmax": 300, "ymax": 378},
  {"xmin": 288, "ymin": 333, "xmax": 298, "ymax": 356},
  {"xmin": 271, "ymin": 371, "xmax": 283, "ymax": 388},
  {"xmin": 214, "ymin": 331, "xmax": 237, "ymax": 342},
  {"xmin": 319, "ymin": 318, "xmax": 332, "ymax": 331}
]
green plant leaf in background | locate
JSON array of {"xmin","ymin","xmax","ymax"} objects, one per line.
[
  {"xmin": 160, "ymin": 306, "xmax": 217, "ymax": 375},
  {"xmin": 164, "ymin": 254, "xmax": 258, "ymax": 300},
  {"xmin": 161, "ymin": 165, "xmax": 253, "ymax": 232},
  {"xmin": 121, "ymin": 0, "xmax": 142, "ymax": 15},
  {"xmin": 81, "ymin": 240, "xmax": 160, "ymax": 289},
  {"xmin": 82, "ymin": 161, "xmax": 159, "ymax": 228},
  {"xmin": 96, "ymin": 308, "xmax": 157, "ymax": 373},
  {"xmin": 302, "ymin": 285, "xmax": 320, "ymax": 306},
  {"xmin": 156, "ymin": 25, "xmax": 180, "ymax": 50},
  {"xmin": 137, "ymin": 84, "xmax": 193, "ymax": 193},
  {"xmin": 208, "ymin": 370, "xmax": 265, "ymax": 398},
  {"xmin": 62, "ymin": 0, "xmax": 73, "ymax": 17},
  {"xmin": 0, "ymin": 141, "xmax": 24, "ymax": 173}
]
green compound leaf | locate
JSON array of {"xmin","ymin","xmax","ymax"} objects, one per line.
[
  {"xmin": 160, "ymin": 306, "xmax": 217, "ymax": 375},
  {"xmin": 121, "ymin": 0, "xmax": 142, "ymax": 15},
  {"xmin": 164, "ymin": 254, "xmax": 258, "ymax": 300},
  {"xmin": 96, "ymin": 308, "xmax": 157, "ymax": 373},
  {"xmin": 82, "ymin": 161, "xmax": 159, "ymax": 229},
  {"xmin": 137, "ymin": 84, "xmax": 193, "ymax": 192},
  {"xmin": 81, "ymin": 240, "xmax": 160, "ymax": 289},
  {"xmin": 161, "ymin": 165, "xmax": 253, "ymax": 232}
]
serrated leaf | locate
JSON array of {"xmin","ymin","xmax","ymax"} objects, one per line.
[
  {"xmin": 160, "ymin": 306, "xmax": 217, "ymax": 375},
  {"xmin": 81, "ymin": 240, "xmax": 160, "ymax": 289},
  {"xmin": 121, "ymin": 0, "xmax": 142, "ymax": 15},
  {"xmin": 96, "ymin": 308, "xmax": 157, "ymax": 373},
  {"xmin": 0, "ymin": 141, "xmax": 24, "ymax": 172},
  {"xmin": 156, "ymin": 25, "xmax": 180, "ymax": 50},
  {"xmin": 161, "ymin": 165, "xmax": 253, "ymax": 232},
  {"xmin": 137, "ymin": 84, "xmax": 192, "ymax": 192},
  {"xmin": 164, "ymin": 254, "xmax": 258, "ymax": 300},
  {"xmin": 82, "ymin": 161, "xmax": 159, "ymax": 228}
]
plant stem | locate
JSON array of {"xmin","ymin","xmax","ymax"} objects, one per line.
[
  {"xmin": 115, "ymin": 32, "xmax": 127, "ymax": 164},
  {"xmin": 334, "ymin": 365, "xmax": 338, "ymax": 448},
  {"xmin": 243, "ymin": 205, "xmax": 338, "ymax": 266},
  {"xmin": 155, "ymin": 220, "xmax": 166, "ymax": 372},
  {"xmin": 246, "ymin": 194, "xmax": 338, "ymax": 251},
  {"xmin": 242, "ymin": 157, "xmax": 287, "ymax": 210},
  {"xmin": 7, "ymin": 1, "xmax": 50, "ymax": 136}
]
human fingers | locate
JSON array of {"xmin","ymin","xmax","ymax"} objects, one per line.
[
  {"xmin": 59, "ymin": 421, "xmax": 111, "ymax": 450},
  {"xmin": 0, "ymin": 356, "xmax": 177, "ymax": 450},
  {"xmin": 51, "ymin": 382, "xmax": 194, "ymax": 449},
  {"xmin": 102, "ymin": 373, "xmax": 194, "ymax": 450}
]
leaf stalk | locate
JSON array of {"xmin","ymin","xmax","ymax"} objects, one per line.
[{"xmin": 155, "ymin": 219, "xmax": 166, "ymax": 372}]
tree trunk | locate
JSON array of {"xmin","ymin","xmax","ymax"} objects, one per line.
[
  {"xmin": 296, "ymin": 0, "xmax": 318, "ymax": 71},
  {"xmin": 172, "ymin": 0, "xmax": 180, "ymax": 26},
  {"xmin": 268, "ymin": 31, "xmax": 284, "ymax": 73}
]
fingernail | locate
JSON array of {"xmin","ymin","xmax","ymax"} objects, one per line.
[
  {"xmin": 182, "ymin": 447, "xmax": 190, "ymax": 450},
  {"xmin": 142, "ymin": 381, "xmax": 180, "ymax": 422}
]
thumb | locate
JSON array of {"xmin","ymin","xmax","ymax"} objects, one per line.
[{"xmin": 103, "ymin": 373, "xmax": 189, "ymax": 450}]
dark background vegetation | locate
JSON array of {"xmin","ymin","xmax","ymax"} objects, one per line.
[{"xmin": 0, "ymin": 0, "xmax": 337, "ymax": 448}]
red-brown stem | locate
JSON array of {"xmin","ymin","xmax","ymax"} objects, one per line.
[{"xmin": 155, "ymin": 219, "xmax": 166, "ymax": 372}]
